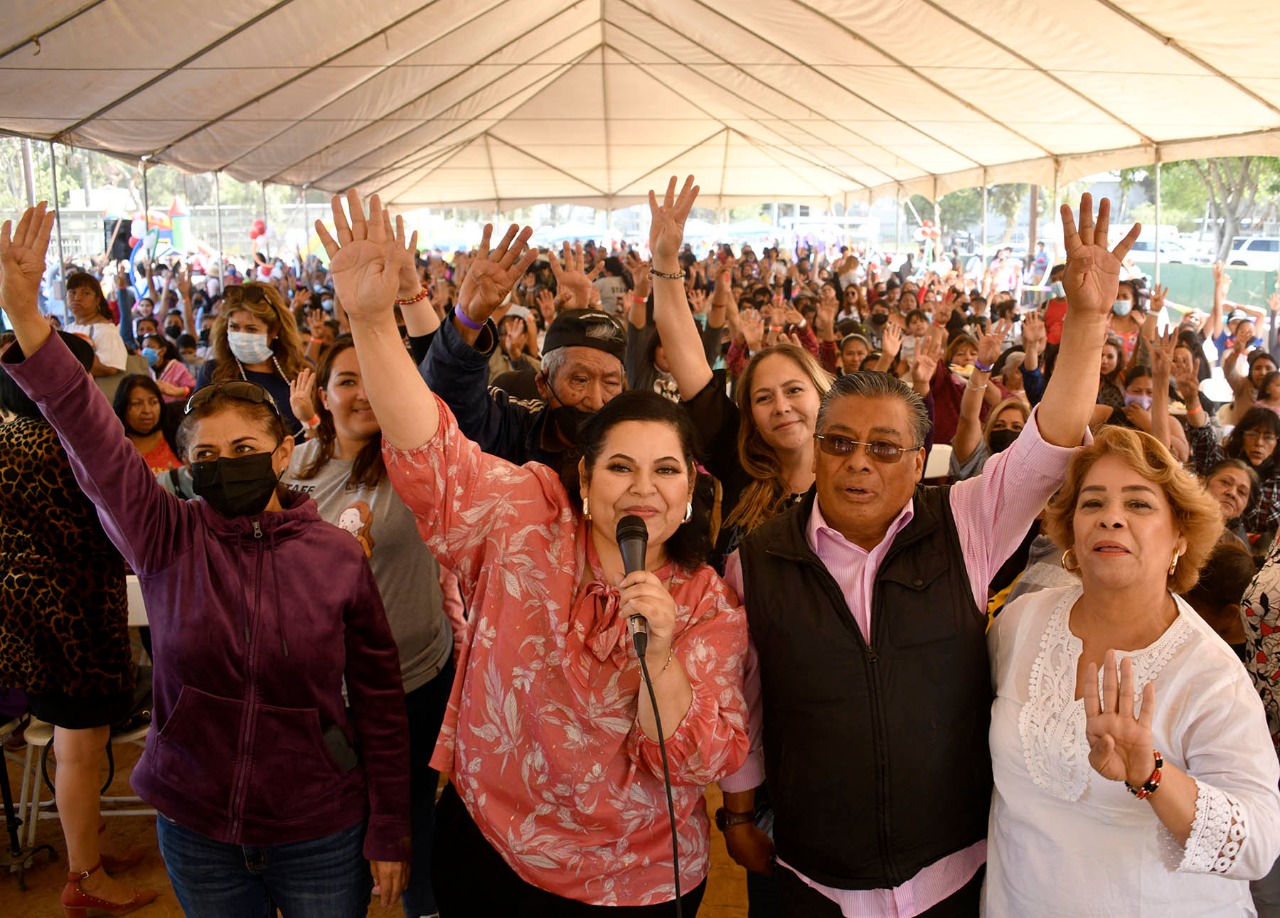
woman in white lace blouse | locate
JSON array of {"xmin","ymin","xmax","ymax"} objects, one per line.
[{"xmin": 986, "ymin": 426, "xmax": 1280, "ymax": 916}]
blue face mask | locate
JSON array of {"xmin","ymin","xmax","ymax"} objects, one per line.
[
  {"xmin": 1112, "ymin": 300, "xmax": 1133, "ymax": 317},
  {"xmin": 141, "ymin": 346, "xmax": 159, "ymax": 367},
  {"xmin": 1124, "ymin": 393, "xmax": 1153, "ymax": 411}
]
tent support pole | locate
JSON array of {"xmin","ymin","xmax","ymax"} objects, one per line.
[
  {"xmin": 21, "ymin": 138, "xmax": 36, "ymax": 206},
  {"xmin": 142, "ymin": 160, "xmax": 150, "ymax": 232},
  {"xmin": 1154, "ymin": 156, "xmax": 1162, "ymax": 289},
  {"xmin": 261, "ymin": 182, "xmax": 269, "ymax": 257},
  {"xmin": 48, "ymin": 142, "xmax": 66, "ymax": 309},
  {"xmin": 981, "ymin": 171, "xmax": 989, "ymax": 258},
  {"xmin": 895, "ymin": 187, "xmax": 902, "ymax": 254},
  {"xmin": 214, "ymin": 172, "xmax": 225, "ymax": 288},
  {"xmin": 1052, "ymin": 162, "xmax": 1061, "ymax": 262},
  {"xmin": 301, "ymin": 185, "xmax": 309, "ymax": 261}
]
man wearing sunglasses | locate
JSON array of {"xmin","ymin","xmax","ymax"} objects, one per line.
[{"xmin": 717, "ymin": 195, "xmax": 1138, "ymax": 917}]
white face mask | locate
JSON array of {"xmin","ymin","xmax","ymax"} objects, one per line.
[{"xmin": 227, "ymin": 331, "xmax": 273, "ymax": 365}]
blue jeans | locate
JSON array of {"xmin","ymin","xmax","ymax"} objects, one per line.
[
  {"xmin": 401, "ymin": 658, "xmax": 454, "ymax": 918},
  {"xmin": 157, "ymin": 816, "xmax": 371, "ymax": 918}
]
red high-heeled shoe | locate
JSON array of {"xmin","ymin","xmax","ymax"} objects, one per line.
[{"xmin": 60, "ymin": 861, "xmax": 158, "ymax": 918}]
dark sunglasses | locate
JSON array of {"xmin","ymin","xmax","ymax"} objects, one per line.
[
  {"xmin": 815, "ymin": 434, "xmax": 921, "ymax": 463},
  {"xmin": 185, "ymin": 381, "xmax": 281, "ymax": 416}
]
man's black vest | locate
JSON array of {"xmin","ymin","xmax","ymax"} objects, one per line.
[{"xmin": 739, "ymin": 485, "xmax": 991, "ymax": 889}]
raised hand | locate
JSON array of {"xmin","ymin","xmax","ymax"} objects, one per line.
[
  {"xmin": 0, "ymin": 202, "xmax": 55, "ymax": 322},
  {"xmin": 976, "ymin": 321, "xmax": 1007, "ymax": 369},
  {"xmin": 548, "ymin": 241, "xmax": 601, "ymax": 310},
  {"xmin": 1152, "ymin": 329, "xmax": 1177, "ymax": 381},
  {"xmin": 307, "ymin": 307, "xmax": 327, "ymax": 338},
  {"xmin": 453, "ymin": 224, "xmax": 540, "ymax": 325},
  {"xmin": 1213, "ymin": 261, "xmax": 1232, "ymax": 296},
  {"xmin": 1021, "ymin": 314, "xmax": 1047, "ymax": 354},
  {"xmin": 648, "ymin": 175, "xmax": 699, "ymax": 268},
  {"xmin": 177, "ymin": 264, "xmax": 193, "ymax": 300},
  {"xmin": 535, "ymin": 286, "xmax": 556, "ymax": 320},
  {"xmin": 881, "ymin": 319, "xmax": 903, "ymax": 359},
  {"xmin": 740, "ymin": 309, "xmax": 765, "ymax": 352},
  {"xmin": 1060, "ymin": 194, "xmax": 1140, "ymax": 324},
  {"xmin": 315, "ymin": 190, "xmax": 399, "ymax": 322},
  {"xmin": 1150, "ymin": 284, "xmax": 1168, "ymax": 314},
  {"xmin": 626, "ymin": 252, "xmax": 652, "ymax": 302},
  {"xmin": 289, "ymin": 367, "xmax": 317, "ymax": 424},
  {"xmin": 1084, "ymin": 651, "xmax": 1157, "ymax": 787},
  {"xmin": 689, "ymin": 288, "xmax": 708, "ymax": 315},
  {"xmin": 911, "ymin": 334, "xmax": 942, "ymax": 385},
  {"xmin": 392, "ymin": 215, "xmax": 423, "ymax": 300},
  {"xmin": 815, "ymin": 297, "xmax": 837, "ymax": 340}
]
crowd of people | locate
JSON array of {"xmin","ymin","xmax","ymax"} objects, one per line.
[{"xmin": 1, "ymin": 176, "xmax": 1280, "ymax": 918}]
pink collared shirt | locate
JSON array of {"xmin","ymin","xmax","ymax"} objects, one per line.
[{"xmin": 723, "ymin": 407, "xmax": 1085, "ymax": 917}]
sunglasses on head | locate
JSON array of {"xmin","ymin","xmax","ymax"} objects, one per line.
[
  {"xmin": 814, "ymin": 433, "xmax": 921, "ymax": 463},
  {"xmin": 185, "ymin": 381, "xmax": 281, "ymax": 417}
]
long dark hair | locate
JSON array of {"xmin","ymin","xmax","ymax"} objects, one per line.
[
  {"xmin": 1225, "ymin": 407, "xmax": 1280, "ymax": 480},
  {"xmin": 293, "ymin": 335, "xmax": 385, "ymax": 489},
  {"xmin": 112, "ymin": 374, "xmax": 182, "ymax": 455},
  {"xmin": 576, "ymin": 391, "xmax": 709, "ymax": 570}
]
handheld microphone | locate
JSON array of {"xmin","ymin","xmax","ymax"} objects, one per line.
[
  {"xmin": 615, "ymin": 514, "xmax": 650, "ymax": 656},
  {"xmin": 615, "ymin": 512, "xmax": 683, "ymax": 916}
]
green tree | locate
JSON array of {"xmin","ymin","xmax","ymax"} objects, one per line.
[{"xmin": 1165, "ymin": 158, "xmax": 1280, "ymax": 261}]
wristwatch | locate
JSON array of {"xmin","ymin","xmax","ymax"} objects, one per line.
[{"xmin": 714, "ymin": 807, "xmax": 755, "ymax": 831}]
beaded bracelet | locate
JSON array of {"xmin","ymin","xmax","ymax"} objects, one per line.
[
  {"xmin": 453, "ymin": 304, "xmax": 485, "ymax": 331},
  {"xmin": 395, "ymin": 288, "xmax": 431, "ymax": 306},
  {"xmin": 650, "ymin": 264, "xmax": 684, "ymax": 280},
  {"xmin": 1125, "ymin": 750, "xmax": 1164, "ymax": 800}
]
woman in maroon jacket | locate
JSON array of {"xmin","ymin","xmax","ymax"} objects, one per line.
[{"xmin": 0, "ymin": 204, "xmax": 410, "ymax": 918}]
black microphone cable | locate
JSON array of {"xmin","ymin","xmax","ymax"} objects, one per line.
[{"xmin": 633, "ymin": 626, "xmax": 683, "ymax": 918}]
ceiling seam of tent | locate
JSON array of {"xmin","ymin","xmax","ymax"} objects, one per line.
[
  {"xmin": 679, "ymin": 0, "xmax": 975, "ymax": 174},
  {"xmin": 789, "ymin": 0, "xmax": 1054, "ymax": 159},
  {"xmin": 485, "ymin": 132, "xmax": 608, "ymax": 196},
  {"xmin": 730, "ymin": 128, "xmax": 834, "ymax": 197},
  {"xmin": 605, "ymin": 42, "xmax": 870, "ymax": 192},
  {"xmin": 601, "ymin": 24, "xmax": 877, "ymax": 189},
  {"xmin": 608, "ymin": 2, "xmax": 900, "ymax": 184},
  {"xmin": 156, "ymin": 0, "xmax": 452, "ymax": 167},
  {"xmin": 0, "ymin": 1, "xmax": 111, "ymax": 62},
  {"xmin": 367, "ymin": 140, "xmax": 476, "ymax": 204},
  {"xmin": 364, "ymin": 138, "xmax": 476, "ymax": 199},
  {"xmin": 913, "ymin": 0, "xmax": 1154, "ymax": 147},
  {"xmin": 347, "ymin": 44, "xmax": 601, "ymax": 193},
  {"xmin": 718, "ymin": 130, "xmax": 730, "ymax": 206},
  {"xmin": 483, "ymin": 132, "xmax": 499, "ymax": 209},
  {"xmin": 613, "ymin": 128, "xmax": 729, "ymax": 196},
  {"xmin": 55, "ymin": 0, "xmax": 302, "ymax": 145},
  {"xmin": 279, "ymin": 20, "xmax": 601, "ymax": 188},
  {"xmin": 1088, "ymin": 0, "xmax": 1280, "ymax": 120}
]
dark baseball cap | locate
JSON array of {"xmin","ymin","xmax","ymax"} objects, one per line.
[{"xmin": 542, "ymin": 309, "xmax": 626, "ymax": 363}]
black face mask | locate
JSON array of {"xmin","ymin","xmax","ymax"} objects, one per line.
[
  {"xmin": 165, "ymin": 324, "xmax": 183, "ymax": 339},
  {"xmin": 198, "ymin": 329, "xmax": 211, "ymax": 347},
  {"xmin": 549, "ymin": 404, "xmax": 590, "ymax": 445},
  {"xmin": 871, "ymin": 313, "xmax": 889, "ymax": 326},
  {"xmin": 190, "ymin": 451, "xmax": 280, "ymax": 518},
  {"xmin": 988, "ymin": 428, "xmax": 1020, "ymax": 454}
]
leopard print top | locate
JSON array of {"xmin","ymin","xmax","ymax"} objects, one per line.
[{"xmin": 0, "ymin": 416, "xmax": 132, "ymax": 697}]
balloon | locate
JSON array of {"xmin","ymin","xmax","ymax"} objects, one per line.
[
  {"xmin": 252, "ymin": 219, "xmax": 266, "ymax": 237},
  {"xmin": 128, "ymin": 236, "xmax": 139, "ymax": 247}
]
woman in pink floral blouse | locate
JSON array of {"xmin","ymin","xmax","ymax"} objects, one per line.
[{"xmin": 318, "ymin": 190, "xmax": 749, "ymax": 915}]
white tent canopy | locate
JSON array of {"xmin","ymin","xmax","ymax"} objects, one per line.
[{"xmin": 3, "ymin": 0, "xmax": 1280, "ymax": 209}]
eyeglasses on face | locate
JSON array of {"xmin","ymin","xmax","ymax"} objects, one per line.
[
  {"xmin": 185, "ymin": 381, "xmax": 281, "ymax": 417},
  {"xmin": 814, "ymin": 434, "xmax": 921, "ymax": 462}
]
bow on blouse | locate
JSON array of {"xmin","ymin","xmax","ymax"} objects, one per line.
[{"xmin": 571, "ymin": 580, "xmax": 634, "ymax": 670}]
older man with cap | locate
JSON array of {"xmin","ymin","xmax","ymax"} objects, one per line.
[
  {"xmin": 420, "ymin": 225, "xmax": 627, "ymax": 480},
  {"xmin": 718, "ymin": 195, "xmax": 1138, "ymax": 917}
]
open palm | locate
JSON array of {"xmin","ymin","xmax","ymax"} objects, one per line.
[
  {"xmin": 648, "ymin": 175, "xmax": 699, "ymax": 265},
  {"xmin": 1061, "ymin": 194, "xmax": 1140, "ymax": 323},
  {"xmin": 457, "ymin": 223, "xmax": 538, "ymax": 321},
  {"xmin": 0, "ymin": 202, "xmax": 54, "ymax": 320},
  {"xmin": 316, "ymin": 190, "xmax": 398, "ymax": 321},
  {"xmin": 1084, "ymin": 651, "xmax": 1157, "ymax": 785}
]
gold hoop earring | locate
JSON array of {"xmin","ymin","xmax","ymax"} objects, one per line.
[
  {"xmin": 1061, "ymin": 548, "xmax": 1080, "ymax": 572},
  {"xmin": 582, "ymin": 497, "xmax": 590, "ymax": 521},
  {"xmin": 683, "ymin": 501, "xmax": 693, "ymax": 524}
]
